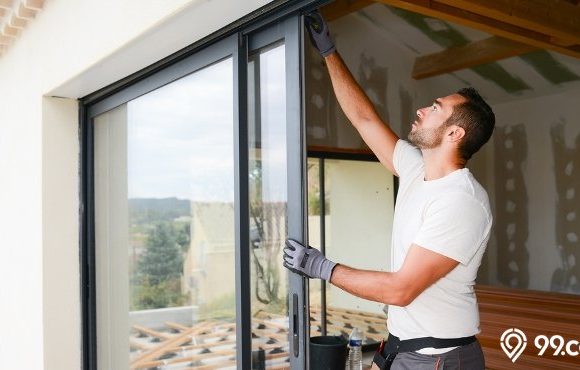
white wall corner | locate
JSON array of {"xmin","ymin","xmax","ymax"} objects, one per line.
[{"xmin": 42, "ymin": 96, "xmax": 81, "ymax": 370}]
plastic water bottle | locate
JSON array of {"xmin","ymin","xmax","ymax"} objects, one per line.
[{"xmin": 346, "ymin": 327, "xmax": 363, "ymax": 370}]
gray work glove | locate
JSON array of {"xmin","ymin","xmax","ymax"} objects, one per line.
[
  {"xmin": 283, "ymin": 239, "xmax": 337, "ymax": 281},
  {"xmin": 304, "ymin": 10, "xmax": 336, "ymax": 57}
]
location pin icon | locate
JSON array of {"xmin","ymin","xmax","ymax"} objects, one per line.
[{"xmin": 500, "ymin": 328, "xmax": 527, "ymax": 363}]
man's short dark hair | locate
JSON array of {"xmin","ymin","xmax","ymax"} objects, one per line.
[{"xmin": 445, "ymin": 87, "xmax": 495, "ymax": 161}]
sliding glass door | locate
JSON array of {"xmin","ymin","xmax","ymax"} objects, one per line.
[
  {"xmin": 89, "ymin": 37, "xmax": 240, "ymax": 370},
  {"xmin": 246, "ymin": 16, "xmax": 307, "ymax": 369},
  {"xmin": 83, "ymin": 13, "xmax": 309, "ymax": 370}
]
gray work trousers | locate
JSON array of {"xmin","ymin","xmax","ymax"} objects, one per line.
[
  {"xmin": 371, "ymin": 340, "xmax": 485, "ymax": 370},
  {"xmin": 392, "ymin": 341, "xmax": 485, "ymax": 370}
]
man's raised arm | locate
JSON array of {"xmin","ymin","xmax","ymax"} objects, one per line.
[{"xmin": 305, "ymin": 11, "xmax": 400, "ymax": 175}]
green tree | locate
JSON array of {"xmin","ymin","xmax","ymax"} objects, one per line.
[
  {"xmin": 133, "ymin": 222, "xmax": 188, "ymax": 309},
  {"xmin": 175, "ymin": 221, "xmax": 191, "ymax": 253}
]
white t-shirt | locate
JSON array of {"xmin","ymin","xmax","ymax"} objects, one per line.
[{"xmin": 387, "ymin": 140, "xmax": 492, "ymax": 354}]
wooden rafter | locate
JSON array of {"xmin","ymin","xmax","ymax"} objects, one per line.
[
  {"xmin": 321, "ymin": 0, "xmax": 375, "ymax": 21},
  {"xmin": 375, "ymin": 0, "xmax": 580, "ymax": 59},
  {"xmin": 412, "ymin": 36, "xmax": 538, "ymax": 79},
  {"xmin": 130, "ymin": 320, "xmax": 216, "ymax": 369},
  {"xmin": 438, "ymin": 0, "xmax": 580, "ymax": 46}
]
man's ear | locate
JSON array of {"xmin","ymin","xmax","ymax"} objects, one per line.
[{"xmin": 447, "ymin": 126, "xmax": 465, "ymax": 142}]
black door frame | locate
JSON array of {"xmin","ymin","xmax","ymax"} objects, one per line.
[
  {"xmin": 247, "ymin": 15, "xmax": 309, "ymax": 368},
  {"xmin": 79, "ymin": 1, "xmax": 328, "ymax": 369}
]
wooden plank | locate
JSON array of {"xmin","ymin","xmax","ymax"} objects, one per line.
[
  {"xmin": 438, "ymin": 0, "xmax": 580, "ymax": 46},
  {"xmin": 318, "ymin": 306, "xmax": 388, "ymax": 325},
  {"xmin": 180, "ymin": 352, "xmax": 289, "ymax": 370},
  {"xmin": 253, "ymin": 317, "xmax": 288, "ymax": 331},
  {"xmin": 130, "ymin": 320, "xmax": 216, "ymax": 369},
  {"xmin": 311, "ymin": 323, "xmax": 386, "ymax": 341},
  {"xmin": 135, "ymin": 319, "xmax": 287, "ymax": 363},
  {"xmin": 311, "ymin": 309, "xmax": 386, "ymax": 329},
  {"xmin": 132, "ymin": 324, "xmax": 173, "ymax": 339},
  {"xmin": 182, "ymin": 359, "xmax": 236, "ymax": 370},
  {"xmin": 483, "ymin": 347, "xmax": 580, "ymax": 370},
  {"xmin": 321, "ymin": 0, "xmax": 375, "ymax": 21},
  {"xmin": 376, "ymin": 0, "xmax": 580, "ymax": 59},
  {"xmin": 130, "ymin": 308, "xmax": 389, "ymax": 369},
  {"xmin": 134, "ymin": 342, "xmax": 288, "ymax": 369},
  {"xmin": 475, "ymin": 285, "xmax": 580, "ymax": 370},
  {"xmin": 412, "ymin": 36, "xmax": 537, "ymax": 79},
  {"xmin": 165, "ymin": 321, "xmax": 192, "ymax": 331},
  {"xmin": 311, "ymin": 308, "xmax": 387, "ymax": 330},
  {"xmin": 163, "ymin": 339, "xmax": 237, "ymax": 354}
]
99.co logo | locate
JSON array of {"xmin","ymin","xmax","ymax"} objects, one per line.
[
  {"xmin": 501, "ymin": 328, "xmax": 580, "ymax": 363},
  {"xmin": 500, "ymin": 328, "xmax": 527, "ymax": 362}
]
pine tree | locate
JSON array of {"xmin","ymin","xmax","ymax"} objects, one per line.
[{"xmin": 133, "ymin": 222, "xmax": 187, "ymax": 309}]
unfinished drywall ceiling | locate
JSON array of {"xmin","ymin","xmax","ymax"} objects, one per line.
[{"xmin": 353, "ymin": 3, "xmax": 580, "ymax": 104}]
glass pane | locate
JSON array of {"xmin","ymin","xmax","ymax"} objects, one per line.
[
  {"xmin": 306, "ymin": 158, "xmax": 324, "ymax": 335},
  {"xmin": 308, "ymin": 159, "xmax": 394, "ymax": 346},
  {"xmin": 94, "ymin": 58, "xmax": 237, "ymax": 370},
  {"xmin": 248, "ymin": 43, "xmax": 290, "ymax": 369}
]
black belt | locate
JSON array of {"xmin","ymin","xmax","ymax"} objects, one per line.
[{"xmin": 372, "ymin": 334, "xmax": 477, "ymax": 370}]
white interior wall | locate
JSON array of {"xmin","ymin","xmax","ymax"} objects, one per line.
[
  {"xmin": 326, "ymin": 160, "xmax": 394, "ymax": 316},
  {"xmin": 489, "ymin": 90, "xmax": 580, "ymax": 292},
  {"xmin": 0, "ymin": 1, "xmax": 273, "ymax": 369},
  {"xmin": 42, "ymin": 96, "xmax": 81, "ymax": 370}
]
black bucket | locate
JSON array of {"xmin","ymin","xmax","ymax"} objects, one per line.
[{"xmin": 309, "ymin": 335, "xmax": 348, "ymax": 370}]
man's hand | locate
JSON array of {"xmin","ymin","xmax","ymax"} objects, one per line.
[
  {"xmin": 304, "ymin": 11, "xmax": 336, "ymax": 57},
  {"xmin": 283, "ymin": 239, "xmax": 337, "ymax": 280}
]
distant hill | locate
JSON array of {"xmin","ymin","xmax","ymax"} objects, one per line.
[{"xmin": 129, "ymin": 197, "xmax": 191, "ymax": 225}]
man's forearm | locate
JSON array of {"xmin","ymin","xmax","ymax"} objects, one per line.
[
  {"xmin": 329, "ymin": 264, "xmax": 409, "ymax": 306},
  {"xmin": 324, "ymin": 52, "xmax": 381, "ymax": 128}
]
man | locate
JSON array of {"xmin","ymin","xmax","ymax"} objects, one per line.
[{"xmin": 282, "ymin": 11, "xmax": 495, "ymax": 370}]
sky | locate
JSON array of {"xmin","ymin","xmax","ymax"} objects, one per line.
[{"xmin": 106, "ymin": 44, "xmax": 288, "ymax": 202}]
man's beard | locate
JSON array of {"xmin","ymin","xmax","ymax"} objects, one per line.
[{"xmin": 408, "ymin": 123, "xmax": 448, "ymax": 149}]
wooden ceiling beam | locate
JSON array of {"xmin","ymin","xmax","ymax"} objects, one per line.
[
  {"xmin": 375, "ymin": 0, "xmax": 580, "ymax": 59},
  {"xmin": 412, "ymin": 36, "xmax": 537, "ymax": 79},
  {"xmin": 438, "ymin": 0, "xmax": 580, "ymax": 46},
  {"xmin": 321, "ymin": 0, "xmax": 375, "ymax": 21}
]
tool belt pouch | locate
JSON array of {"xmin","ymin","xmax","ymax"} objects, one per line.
[
  {"xmin": 371, "ymin": 334, "xmax": 476, "ymax": 370},
  {"xmin": 372, "ymin": 350, "xmax": 396, "ymax": 370}
]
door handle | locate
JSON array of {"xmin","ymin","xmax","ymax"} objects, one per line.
[{"xmin": 292, "ymin": 293, "xmax": 299, "ymax": 357}]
